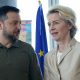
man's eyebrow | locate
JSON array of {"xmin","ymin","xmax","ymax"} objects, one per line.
[{"xmin": 13, "ymin": 20, "xmax": 21, "ymax": 23}]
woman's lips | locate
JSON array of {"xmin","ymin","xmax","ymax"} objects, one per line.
[{"xmin": 51, "ymin": 32, "xmax": 58, "ymax": 36}]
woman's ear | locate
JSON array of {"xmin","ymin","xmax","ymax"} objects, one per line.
[
  {"xmin": 68, "ymin": 25, "xmax": 72, "ymax": 30},
  {"xmin": 67, "ymin": 21, "xmax": 73, "ymax": 30}
]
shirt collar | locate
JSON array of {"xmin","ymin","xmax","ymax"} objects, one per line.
[
  {"xmin": 11, "ymin": 40, "xmax": 20, "ymax": 47},
  {"xmin": 0, "ymin": 43, "xmax": 3, "ymax": 47},
  {"xmin": 0, "ymin": 40, "xmax": 20, "ymax": 48}
]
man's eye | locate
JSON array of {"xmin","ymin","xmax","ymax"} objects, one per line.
[{"xmin": 14, "ymin": 22, "xmax": 18, "ymax": 25}]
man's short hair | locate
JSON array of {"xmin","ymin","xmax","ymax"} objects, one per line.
[{"xmin": 0, "ymin": 5, "xmax": 19, "ymax": 21}]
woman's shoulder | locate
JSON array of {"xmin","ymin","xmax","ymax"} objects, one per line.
[
  {"xmin": 45, "ymin": 48, "xmax": 56, "ymax": 59},
  {"xmin": 75, "ymin": 40, "xmax": 80, "ymax": 50}
]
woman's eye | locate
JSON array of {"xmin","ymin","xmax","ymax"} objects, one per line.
[
  {"xmin": 48, "ymin": 21, "xmax": 59, "ymax": 27},
  {"xmin": 54, "ymin": 21, "xmax": 60, "ymax": 24},
  {"xmin": 48, "ymin": 22, "xmax": 51, "ymax": 27}
]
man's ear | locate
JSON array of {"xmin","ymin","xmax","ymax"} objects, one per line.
[{"xmin": 0, "ymin": 21, "xmax": 3, "ymax": 30}]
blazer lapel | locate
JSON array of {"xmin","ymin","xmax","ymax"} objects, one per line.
[
  {"xmin": 58, "ymin": 38, "xmax": 76, "ymax": 65},
  {"xmin": 58, "ymin": 47, "xmax": 72, "ymax": 64},
  {"xmin": 53, "ymin": 48, "xmax": 60, "ymax": 74}
]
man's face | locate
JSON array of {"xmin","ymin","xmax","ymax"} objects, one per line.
[{"xmin": 2, "ymin": 12, "xmax": 21, "ymax": 43}]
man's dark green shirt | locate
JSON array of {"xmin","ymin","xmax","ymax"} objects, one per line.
[{"xmin": 0, "ymin": 40, "xmax": 42, "ymax": 80}]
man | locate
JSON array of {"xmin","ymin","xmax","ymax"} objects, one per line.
[{"xmin": 0, "ymin": 6, "xmax": 42, "ymax": 80}]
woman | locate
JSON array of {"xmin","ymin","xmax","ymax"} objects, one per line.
[{"xmin": 44, "ymin": 5, "xmax": 80, "ymax": 80}]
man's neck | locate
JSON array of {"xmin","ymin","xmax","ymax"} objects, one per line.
[{"xmin": 0, "ymin": 37, "xmax": 12, "ymax": 48}]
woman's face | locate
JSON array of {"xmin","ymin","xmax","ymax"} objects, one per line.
[{"xmin": 47, "ymin": 13, "xmax": 71, "ymax": 42}]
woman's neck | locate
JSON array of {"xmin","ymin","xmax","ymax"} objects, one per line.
[{"xmin": 57, "ymin": 37, "xmax": 71, "ymax": 52}]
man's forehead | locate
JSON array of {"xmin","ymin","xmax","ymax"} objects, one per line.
[
  {"xmin": 7, "ymin": 12, "xmax": 19, "ymax": 17},
  {"xmin": 6, "ymin": 12, "xmax": 20, "ymax": 20}
]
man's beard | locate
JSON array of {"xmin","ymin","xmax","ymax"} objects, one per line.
[{"xmin": 3, "ymin": 28, "xmax": 20, "ymax": 44}]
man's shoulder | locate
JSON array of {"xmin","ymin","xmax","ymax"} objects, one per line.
[
  {"xmin": 17, "ymin": 40, "xmax": 35, "ymax": 53},
  {"xmin": 17, "ymin": 40, "xmax": 33, "ymax": 49}
]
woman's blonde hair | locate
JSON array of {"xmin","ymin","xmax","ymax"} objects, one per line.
[{"xmin": 47, "ymin": 5, "xmax": 77, "ymax": 38}]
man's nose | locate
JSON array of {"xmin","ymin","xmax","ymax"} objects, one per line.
[{"xmin": 16, "ymin": 23, "xmax": 21, "ymax": 30}]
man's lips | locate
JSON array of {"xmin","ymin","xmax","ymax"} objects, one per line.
[
  {"xmin": 13, "ymin": 31, "xmax": 20, "ymax": 36},
  {"xmin": 13, "ymin": 30, "xmax": 20, "ymax": 35}
]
